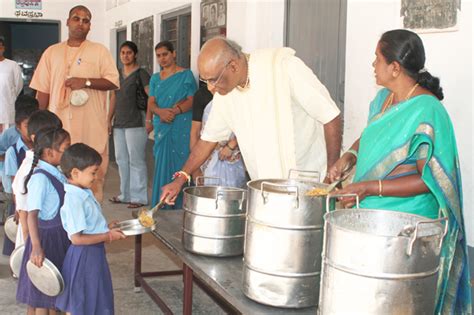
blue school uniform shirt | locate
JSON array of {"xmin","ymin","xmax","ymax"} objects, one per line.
[
  {"xmin": 0, "ymin": 126, "xmax": 20, "ymax": 155},
  {"xmin": 60, "ymin": 183, "xmax": 109, "ymax": 239},
  {"xmin": 26, "ymin": 160, "xmax": 67, "ymax": 220},
  {"xmin": 4, "ymin": 137, "xmax": 28, "ymax": 176},
  {"xmin": 0, "ymin": 161, "xmax": 12, "ymax": 194}
]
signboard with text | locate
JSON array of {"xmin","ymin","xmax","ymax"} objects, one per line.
[{"xmin": 15, "ymin": 0, "xmax": 42, "ymax": 10}]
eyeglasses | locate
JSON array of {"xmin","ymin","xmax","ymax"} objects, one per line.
[{"xmin": 199, "ymin": 60, "xmax": 231, "ymax": 86}]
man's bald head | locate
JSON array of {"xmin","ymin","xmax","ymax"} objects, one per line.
[
  {"xmin": 198, "ymin": 37, "xmax": 243, "ymax": 70},
  {"xmin": 69, "ymin": 5, "xmax": 92, "ymax": 19}
]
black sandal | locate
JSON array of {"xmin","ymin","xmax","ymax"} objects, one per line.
[{"xmin": 109, "ymin": 196, "xmax": 127, "ymax": 204}]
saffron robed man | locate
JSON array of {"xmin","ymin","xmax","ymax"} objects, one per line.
[
  {"xmin": 161, "ymin": 37, "xmax": 342, "ymax": 204},
  {"xmin": 30, "ymin": 5, "xmax": 119, "ymax": 202}
]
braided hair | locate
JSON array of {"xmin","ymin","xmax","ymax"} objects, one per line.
[
  {"xmin": 379, "ymin": 29, "xmax": 443, "ymax": 100},
  {"xmin": 23, "ymin": 128, "xmax": 70, "ymax": 194},
  {"xmin": 27, "ymin": 110, "xmax": 63, "ymax": 139}
]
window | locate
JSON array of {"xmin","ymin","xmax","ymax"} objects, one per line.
[{"xmin": 161, "ymin": 7, "xmax": 191, "ymax": 68}]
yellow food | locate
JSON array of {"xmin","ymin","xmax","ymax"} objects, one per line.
[
  {"xmin": 305, "ymin": 187, "xmax": 329, "ymax": 196},
  {"xmin": 138, "ymin": 209, "xmax": 155, "ymax": 228}
]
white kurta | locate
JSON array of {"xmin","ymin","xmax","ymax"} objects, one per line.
[
  {"xmin": 201, "ymin": 48, "xmax": 340, "ymax": 179},
  {"xmin": 0, "ymin": 58, "xmax": 23, "ymax": 124}
]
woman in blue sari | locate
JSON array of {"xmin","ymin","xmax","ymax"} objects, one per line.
[
  {"xmin": 146, "ymin": 41, "xmax": 197, "ymax": 209},
  {"xmin": 327, "ymin": 30, "xmax": 471, "ymax": 314}
]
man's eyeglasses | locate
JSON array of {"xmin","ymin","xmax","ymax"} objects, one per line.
[{"xmin": 199, "ymin": 60, "xmax": 232, "ymax": 86}]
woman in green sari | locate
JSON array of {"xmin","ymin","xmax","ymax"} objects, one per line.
[{"xmin": 327, "ymin": 29, "xmax": 471, "ymax": 314}]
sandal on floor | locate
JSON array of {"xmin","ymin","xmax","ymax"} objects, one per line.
[
  {"xmin": 127, "ymin": 203, "xmax": 146, "ymax": 209},
  {"xmin": 109, "ymin": 196, "xmax": 127, "ymax": 204}
]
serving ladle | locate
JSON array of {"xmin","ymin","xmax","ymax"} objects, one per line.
[{"xmin": 138, "ymin": 199, "xmax": 166, "ymax": 226}]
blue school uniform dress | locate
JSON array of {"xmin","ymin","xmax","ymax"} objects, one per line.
[
  {"xmin": 2, "ymin": 138, "xmax": 28, "ymax": 255},
  {"xmin": 55, "ymin": 183, "xmax": 114, "ymax": 315},
  {"xmin": 16, "ymin": 160, "xmax": 71, "ymax": 309}
]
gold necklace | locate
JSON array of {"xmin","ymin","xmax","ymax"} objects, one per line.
[
  {"xmin": 236, "ymin": 54, "xmax": 250, "ymax": 91},
  {"xmin": 381, "ymin": 83, "xmax": 419, "ymax": 115}
]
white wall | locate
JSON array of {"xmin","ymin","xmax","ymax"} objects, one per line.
[
  {"xmin": 104, "ymin": 0, "xmax": 285, "ymax": 76},
  {"xmin": 344, "ymin": 0, "xmax": 474, "ymax": 245},
  {"xmin": 0, "ymin": 0, "xmax": 106, "ymax": 44},
  {"xmin": 226, "ymin": 0, "xmax": 285, "ymax": 51}
]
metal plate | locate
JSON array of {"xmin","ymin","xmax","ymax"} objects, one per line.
[
  {"xmin": 115, "ymin": 218, "xmax": 156, "ymax": 236},
  {"xmin": 26, "ymin": 258, "xmax": 64, "ymax": 296},
  {"xmin": 9, "ymin": 244, "xmax": 25, "ymax": 278},
  {"xmin": 5, "ymin": 215, "xmax": 17, "ymax": 242}
]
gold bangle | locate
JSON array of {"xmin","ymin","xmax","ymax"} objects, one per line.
[{"xmin": 378, "ymin": 180, "xmax": 383, "ymax": 197}]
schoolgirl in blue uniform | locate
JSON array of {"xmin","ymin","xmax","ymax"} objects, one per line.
[
  {"xmin": 56, "ymin": 143, "xmax": 125, "ymax": 315},
  {"xmin": 16, "ymin": 128, "xmax": 71, "ymax": 313}
]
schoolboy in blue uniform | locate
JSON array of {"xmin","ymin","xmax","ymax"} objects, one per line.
[
  {"xmin": 56, "ymin": 143, "xmax": 125, "ymax": 315},
  {"xmin": 0, "ymin": 95, "xmax": 38, "ymax": 192},
  {"xmin": 2, "ymin": 99, "xmax": 37, "ymax": 255}
]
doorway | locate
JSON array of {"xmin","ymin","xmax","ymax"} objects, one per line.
[
  {"xmin": 285, "ymin": 0, "xmax": 347, "ymax": 110},
  {"xmin": 0, "ymin": 19, "xmax": 60, "ymax": 96},
  {"xmin": 116, "ymin": 27, "xmax": 127, "ymax": 69},
  {"xmin": 161, "ymin": 7, "xmax": 192, "ymax": 68}
]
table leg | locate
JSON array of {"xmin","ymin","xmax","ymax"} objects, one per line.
[
  {"xmin": 134, "ymin": 234, "xmax": 142, "ymax": 291},
  {"xmin": 183, "ymin": 263, "xmax": 193, "ymax": 315}
]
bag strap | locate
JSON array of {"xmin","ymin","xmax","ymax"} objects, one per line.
[{"xmin": 136, "ymin": 68, "xmax": 144, "ymax": 89}]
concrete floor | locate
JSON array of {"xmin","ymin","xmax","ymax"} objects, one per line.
[{"xmin": 0, "ymin": 165, "xmax": 226, "ymax": 315}]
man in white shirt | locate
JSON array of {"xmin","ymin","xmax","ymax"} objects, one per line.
[
  {"xmin": 161, "ymin": 37, "xmax": 342, "ymax": 203},
  {"xmin": 0, "ymin": 38, "xmax": 23, "ymax": 132}
]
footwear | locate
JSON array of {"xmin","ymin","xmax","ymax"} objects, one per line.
[
  {"xmin": 109, "ymin": 196, "xmax": 127, "ymax": 204},
  {"xmin": 127, "ymin": 203, "xmax": 146, "ymax": 209}
]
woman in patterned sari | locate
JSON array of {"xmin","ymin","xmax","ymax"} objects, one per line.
[
  {"xmin": 327, "ymin": 29, "xmax": 471, "ymax": 314},
  {"xmin": 146, "ymin": 41, "xmax": 197, "ymax": 209}
]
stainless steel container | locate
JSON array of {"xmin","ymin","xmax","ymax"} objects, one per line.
[
  {"xmin": 319, "ymin": 198, "xmax": 447, "ymax": 315},
  {"xmin": 243, "ymin": 179, "xmax": 328, "ymax": 308},
  {"xmin": 182, "ymin": 185, "xmax": 247, "ymax": 257}
]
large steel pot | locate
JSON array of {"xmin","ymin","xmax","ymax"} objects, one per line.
[
  {"xmin": 243, "ymin": 178, "xmax": 328, "ymax": 308},
  {"xmin": 319, "ymin": 195, "xmax": 447, "ymax": 315},
  {"xmin": 182, "ymin": 185, "xmax": 247, "ymax": 257}
]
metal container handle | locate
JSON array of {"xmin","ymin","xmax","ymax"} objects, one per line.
[
  {"xmin": 325, "ymin": 193, "xmax": 360, "ymax": 213},
  {"xmin": 287, "ymin": 169, "xmax": 321, "ymax": 182},
  {"xmin": 214, "ymin": 189, "xmax": 247, "ymax": 210},
  {"xmin": 195, "ymin": 176, "xmax": 221, "ymax": 186},
  {"xmin": 406, "ymin": 217, "xmax": 448, "ymax": 256},
  {"xmin": 260, "ymin": 181, "xmax": 299, "ymax": 208}
]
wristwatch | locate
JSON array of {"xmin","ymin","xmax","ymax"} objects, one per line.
[{"xmin": 85, "ymin": 79, "xmax": 92, "ymax": 88}]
